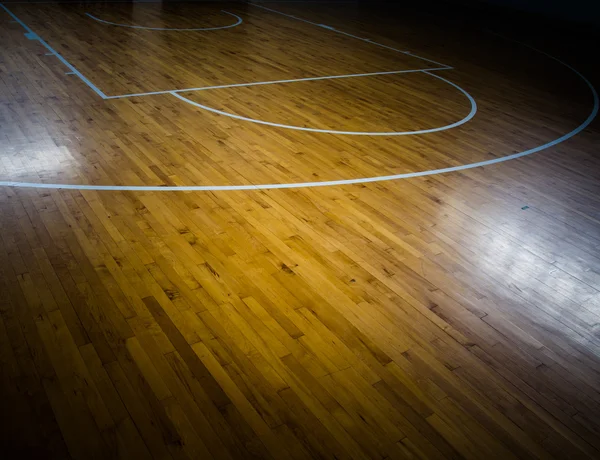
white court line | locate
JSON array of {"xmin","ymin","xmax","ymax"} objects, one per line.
[
  {"xmin": 0, "ymin": 3, "xmax": 108, "ymax": 98},
  {"xmin": 171, "ymin": 70, "xmax": 477, "ymax": 136},
  {"xmin": 85, "ymin": 10, "xmax": 242, "ymax": 31},
  {"xmin": 252, "ymin": 4, "xmax": 452, "ymax": 68},
  {"xmin": 105, "ymin": 67, "xmax": 451, "ymax": 99},
  {"xmin": 0, "ymin": 46, "xmax": 595, "ymax": 191},
  {"xmin": 0, "ymin": 11, "xmax": 596, "ymax": 191}
]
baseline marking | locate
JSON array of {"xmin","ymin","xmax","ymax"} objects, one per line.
[
  {"xmin": 2, "ymin": 2, "xmax": 445, "ymax": 100},
  {"xmin": 105, "ymin": 67, "xmax": 452, "ymax": 99},
  {"xmin": 0, "ymin": 10, "xmax": 596, "ymax": 191},
  {"xmin": 171, "ymin": 70, "xmax": 477, "ymax": 136},
  {"xmin": 0, "ymin": 47, "xmax": 595, "ymax": 191},
  {"xmin": 0, "ymin": 3, "xmax": 108, "ymax": 98},
  {"xmin": 252, "ymin": 4, "xmax": 451, "ymax": 69},
  {"xmin": 85, "ymin": 10, "xmax": 242, "ymax": 31}
]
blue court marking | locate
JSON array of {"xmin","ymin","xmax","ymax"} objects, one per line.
[
  {"xmin": 24, "ymin": 31, "xmax": 37, "ymax": 39},
  {"xmin": 253, "ymin": 4, "xmax": 452, "ymax": 69},
  {"xmin": 171, "ymin": 70, "xmax": 477, "ymax": 136},
  {"xmin": 104, "ymin": 67, "xmax": 452, "ymax": 100},
  {"xmin": 85, "ymin": 10, "xmax": 243, "ymax": 31},
  {"xmin": 0, "ymin": 3, "xmax": 108, "ymax": 99}
]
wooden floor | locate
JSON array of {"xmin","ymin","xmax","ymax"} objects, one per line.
[{"xmin": 1, "ymin": 1, "xmax": 600, "ymax": 458}]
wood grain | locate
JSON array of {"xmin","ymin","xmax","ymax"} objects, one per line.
[{"xmin": 1, "ymin": 1, "xmax": 599, "ymax": 458}]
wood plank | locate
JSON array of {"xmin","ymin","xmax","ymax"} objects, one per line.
[{"xmin": 1, "ymin": 1, "xmax": 600, "ymax": 458}]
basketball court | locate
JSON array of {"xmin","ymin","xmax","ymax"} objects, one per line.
[{"xmin": 1, "ymin": 0, "xmax": 599, "ymax": 458}]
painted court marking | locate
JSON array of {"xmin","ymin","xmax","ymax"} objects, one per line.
[
  {"xmin": 85, "ymin": 10, "xmax": 242, "ymax": 31},
  {"xmin": 1, "ymin": 2, "xmax": 450, "ymax": 99},
  {"xmin": 1, "ymin": 3, "xmax": 108, "ymax": 98},
  {"xmin": 104, "ymin": 67, "xmax": 452, "ymax": 100},
  {"xmin": 172, "ymin": 70, "xmax": 477, "ymax": 136},
  {"xmin": 253, "ymin": 4, "xmax": 451, "ymax": 68},
  {"xmin": 0, "ymin": 3, "xmax": 597, "ymax": 191}
]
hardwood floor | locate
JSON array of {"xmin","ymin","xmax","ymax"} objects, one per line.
[{"xmin": 1, "ymin": 1, "xmax": 599, "ymax": 458}]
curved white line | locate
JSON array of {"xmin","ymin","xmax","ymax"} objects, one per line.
[
  {"xmin": 85, "ymin": 10, "xmax": 242, "ymax": 31},
  {"xmin": 171, "ymin": 71, "xmax": 477, "ymax": 136},
  {"xmin": 0, "ymin": 45, "xmax": 597, "ymax": 191}
]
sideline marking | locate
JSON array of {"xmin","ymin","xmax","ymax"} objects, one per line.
[
  {"xmin": 85, "ymin": 10, "xmax": 242, "ymax": 31},
  {"xmin": 171, "ymin": 70, "xmax": 477, "ymax": 136},
  {"xmin": 0, "ymin": 3, "xmax": 108, "ymax": 98},
  {"xmin": 0, "ymin": 50, "xmax": 595, "ymax": 190},
  {"xmin": 0, "ymin": 9, "xmax": 596, "ymax": 191},
  {"xmin": 105, "ymin": 67, "xmax": 452, "ymax": 99},
  {"xmin": 253, "ymin": 4, "xmax": 451, "ymax": 68}
]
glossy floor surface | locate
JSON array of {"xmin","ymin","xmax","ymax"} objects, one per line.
[{"xmin": 1, "ymin": 1, "xmax": 600, "ymax": 458}]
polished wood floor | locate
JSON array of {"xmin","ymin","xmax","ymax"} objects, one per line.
[{"xmin": 1, "ymin": 1, "xmax": 600, "ymax": 459}]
